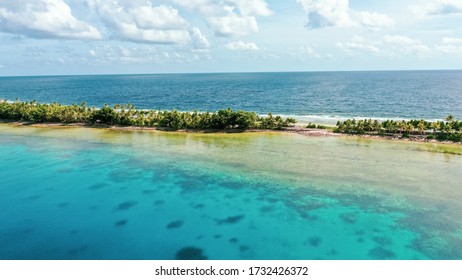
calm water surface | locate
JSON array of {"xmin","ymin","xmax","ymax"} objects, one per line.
[
  {"xmin": 1, "ymin": 71, "xmax": 461, "ymax": 122},
  {"xmin": 1, "ymin": 125, "xmax": 461, "ymax": 259}
]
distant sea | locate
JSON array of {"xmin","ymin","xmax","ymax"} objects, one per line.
[
  {"xmin": 1, "ymin": 70, "xmax": 462, "ymax": 260},
  {"xmin": 1, "ymin": 71, "xmax": 461, "ymax": 123}
]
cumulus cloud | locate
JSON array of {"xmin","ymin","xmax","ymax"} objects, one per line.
[
  {"xmin": 226, "ymin": 0, "xmax": 272, "ymax": 16},
  {"xmin": 438, "ymin": 36, "xmax": 462, "ymax": 54},
  {"xmin": 411, "ymin": 0, "xmax": 462, "ymax": 16},
  {"xmin": 208, "ymin": 12, "xmax": 259, "ymax": 37},
  {"xmin": 191, "ymin": 27, "xmax": 211, "ymax": 50},
  {"xmin": 0, "ymin": 0, "xmax": 101, "ymax": 40},
  {"xmin": 297, "ymin": 0, "xmax": 353, "ymax": 28},
  {"xmin": 88, "ymin": 45, "xmax": 159, "ymax": 63},
  {"xmin": 297, "ymin": 0, "xmax": 394, "ymax": 29},
  {"xmin": 337, "ymin": 36, "xmax": 381, "ymax": 55},
  {"xmin": 87, "ymin": 0, "xmax": 191, "ymax": 44},
  {"xmin": 86, "ymin": 44, "xmax": 209, "ymax": 64},
  {"xmin": 288, "ymin": 46, "xmax": 322, "ymax": 59},
  {"xmin": 442, "ymin": 36, "xmax": 462, "ymax": 44},
  {"xmin": 383, "ymin": 35, "xmax": 430, "ymax": 54},
  {"xmin": 225, "ymin": 40, "xmax": 259, "ymax": 51},
  {"xmin": 173, "ymin": 0, "xmax": 272, "ymax": 37},
  {"xmin": 355, "ymin": 11, "xmax": 395, "ymax": 28},
  {"xmin": 338, "ymin": 35, "xmax": 431, "ymax": 56}
]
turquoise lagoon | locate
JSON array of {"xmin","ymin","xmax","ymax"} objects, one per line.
[{"xmin": 0, "ymin": 124, "xmax": 461, "ymax": 260}]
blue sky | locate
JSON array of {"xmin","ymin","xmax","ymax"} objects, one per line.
[{"xmin": 0, "ymin": 0, "xmax": 461, "ymax": 76}]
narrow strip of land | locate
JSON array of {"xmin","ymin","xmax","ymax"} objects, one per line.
[{"xmin": 1, "ymin": 100, "xmax": 461, "ymax": 144}]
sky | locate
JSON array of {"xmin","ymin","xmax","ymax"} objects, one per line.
[{"xmin": 0, "ymin": 0, "xmax": 461, "ymax": 76}]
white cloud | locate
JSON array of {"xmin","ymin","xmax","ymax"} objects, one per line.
[
  {"xmin": 226, "ymin": 0, "xmax": 272, "ymax": 16},
  {"xmin": 88, "ymin": 0, "xmax": 190, "ymax": 44},
  {"xmin": 338, "ymin": 35, "xmax": 431, "ymax": 56},
  {"xmin": 437, "ymin": 36, "xmax": 462, "ymax": 54},
  {"xmin": 297, "ymin": 0, "xmax": 394, "ymax": 29},
  {"xmin": 383, "ymin": 35, "xmax": 420, "ymax": 45},
  {"xmin": 355, "ymin": 11, "xmax": 395, "ymax": 28},
  {"xmin": 437, "ymin": 44, "xmax": 462, "ymax": 53},
  {"xmin": 0, "ymin": 0, "xmax": 101, "ymax": 40},
  {"xmin": 442, "ymin": 36, "xmax": 462, "ymax": 44},
  {"xmin": 337, "ymin": 36, "xmax": 381, "ymax": 55},
  {"xmin": 297, "ymin": 0, "xmax": 353, "ymax": 28},
  {"xmin": 225, "ymin": 40, "xmax": 259, "ymax": 51},
  {"xmin": 383, "ymin": 35, "xmax": 430, "ymax": 55},
  {"xmin": 289, "ymin": 46, "xmax": 322, "ymax": 59},
  {"xmin": 173, "ymin": 0, "xmax": 271, "ymax": 37},
  {"xmin": 173, "ymin": 0, "xmax": 271, "ymax": 16},
  {"xmin": 411, "ymin": 0, "xmax": 462, "ymax": 16},
  {"xmin": 191, "ymin": 27, "xmax": 210, "ymax": 50},
  {"xmin": 85, "ymin": 44, "xmax": 207, "ymax": 64},
  {"xmin": 208, "ymin": 13, "xmax": 259, "ymax": 37}
]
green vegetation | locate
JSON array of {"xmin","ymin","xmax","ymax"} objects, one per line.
[
  {"xmin": 0, "ymin": 100, "xmax": 296, "ymax": 130},
  {"xmin": 335, "ymin": 116, "xmax": 462, "ymax": 142},
  {"xmin": 305, "ymin": 123, "xmax": 328, "ymax": 129}
]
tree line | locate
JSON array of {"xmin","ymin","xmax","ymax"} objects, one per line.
[
  {"xmin": 335, "ymin": 116, "xmax": 462, "ymax": 142},
  {"xmin": 0, "ymin": 100, "xmax": 296, "ymax": 130}
]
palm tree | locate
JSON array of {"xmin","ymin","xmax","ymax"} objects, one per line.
[
  {"xmin": 445, "ymin": 115, "xmax": 454, "ymax": 122},
  {"xmin": 417, "ymin": 120, "xmax": 426, "ymax": 135},
  {"xmin": 430, "ymin": 122, "xmax": 440, "ymax": 134}
]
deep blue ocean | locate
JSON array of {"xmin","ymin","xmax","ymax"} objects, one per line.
[{"xmin": 1, "ymin": 71, "xmax": 461, "ymax": 122}]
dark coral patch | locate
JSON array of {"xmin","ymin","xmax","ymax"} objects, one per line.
[
  {"xmin": 340, "ymin": 213, "xmax": 357, "ymax": 224},
  {"xmin": 368, "ymin": 247, "xmax": 396, "ymax": 259},
  {"xmin": 26, "ymin": 195, "xmax": 40, "ymax": 200},
  {"xmin": 142, "ymin": 189, "xmax": 156, "ymax": 195},
  {"xmin": 175, "ymin": 247, "xmax": 208, "ymax": 260},
  {"xmin": 300, "ymin": 212, "xmax": 318, "ymax": 221},
  {"xmin": 260, "ymin": 206, "xmax": 273, "ymax": 213},
  {"xmin": 67, "ymin": 245, "xmax": 89, "ymax": 256},
  {"xmin": 216, "ymin": 215, "xmax": 245, "ymax": 225},
  {"xmin": 115, "ymin": 201, "xmax": 137, "ymax": 211},
  {"xmin": 57, "ymin": 202, "xmax": 69, "ymax": 208},
  {"xmin": 167, "ymin": 220, "xmax": 184, "ymax": 229},
  {"xmin": 328, "ymin": 249, "xmax": 338, "ymax": 256},
  {"xmin": 154, "ymin": 200, "xmax": 165, "ymax": 206},
  {"xmin": 88, "ymin": 183, "xmax": 109, "ymax": 190},
  {"xmin": 239, "ymin": 245, "xmax": 250, "ymax": 252},
  {"xmin": 308, "ymin": 237, "xmax": 322, "ymax": 247},
  {"xmin": 115, "ymin": 220, "xmax": 128, "ymax": 227},
  {"xmin": 373, "ymin": 236, "xmax": 393, "ymax": 246},
  {"xmin": 229, "ymin": 238, "xmax": 239, "ymax": 244}
]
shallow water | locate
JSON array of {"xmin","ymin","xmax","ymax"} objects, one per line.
[{"xmin": 0, "ymin": 124, "xmax": 461, "ymax": 259}]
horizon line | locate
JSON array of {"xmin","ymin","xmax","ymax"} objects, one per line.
[{"xmin": 1, "ymin": 68, "xmax": 462, "ymax": 78}]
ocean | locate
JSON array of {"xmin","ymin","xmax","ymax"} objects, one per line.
[
  {"xmin": 1, "ymin": 71, "xmax": 462, "ymax": 260},
  {"xmin": 1, "ymin": 71, "xmax": 462, "ymax": 123}
]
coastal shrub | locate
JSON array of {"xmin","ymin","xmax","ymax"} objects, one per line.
[
  {"xmin": 90, "ymin": 105, "xmax": 118, "ymax": 124},
  {"xmin": 306, "ymin": 123, "xmax": 317, "ymax": 129},
  {"xmin": 335, "ymin": 116, "xmax": 462, "ymax": 143},
  {"xmin": 0, "ymin": 100, "xmax": 296, "ymax": 131}
]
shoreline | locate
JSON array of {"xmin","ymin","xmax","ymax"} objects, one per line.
[{"xmin": 2, "ymin": 120, "xmax": 461, "ymax": 146}]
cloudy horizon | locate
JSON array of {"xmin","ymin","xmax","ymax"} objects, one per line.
[{"xmin": 0, "ymin": 0, "xmax": 461, "ymax": 76}]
